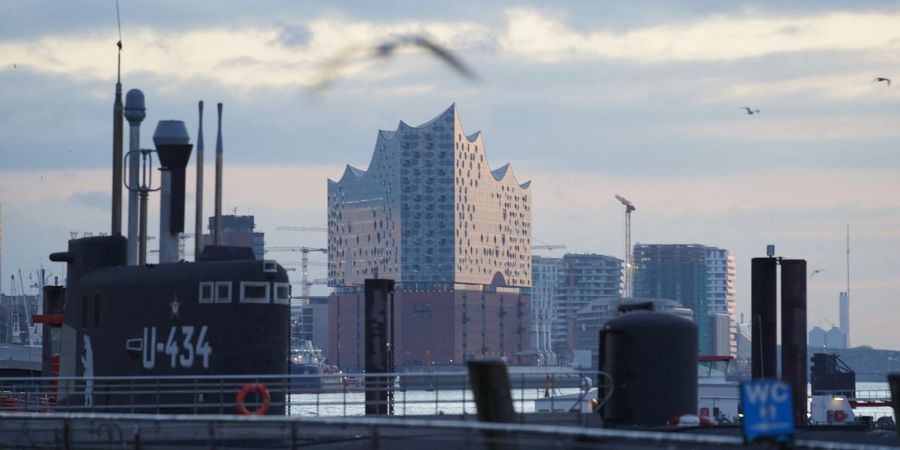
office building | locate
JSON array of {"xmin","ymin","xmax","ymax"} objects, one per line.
[
  {"xmin": 528, "ymin": 256, "xmax": 562, "ymax": 366},
  {"xmin": 327, "ymin": 104, "xmax": 532, "ymax": 370},
  {"xmin": 553, "ymin": 253, "xmax": 622, "ymax": 364},
  {"xmin": 292, "ymin": 296, "xmax": 330, "ymax": 353},
  {"xmin": 705, "ymin": 248, "xmax": 736, "ymax": 355},
  {"xmin": 707, "ymin": 313, "xmax": 731, "ymax": 356},
  {"xmin": 202, "ymin": 214, "xmax": 265, "ymax": 260},
  {"xmin": 736, "ymin": 321, "xmax": 752, "ymax": 360},
  {"xmin": 633, "ymin": 244, "xmax": 735, "ymax": 355},
  {"xmin": 572, "ymin": 297, "xmax": 692, "ymax": 369}
]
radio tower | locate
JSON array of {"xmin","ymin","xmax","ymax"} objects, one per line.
[
  {"xmin": 615, "ymin": 195, "xmax": 636, "ymax": 298},
  {"xmin": 842, "ymin": 224, "xmax": 851, "ymax": 347}
]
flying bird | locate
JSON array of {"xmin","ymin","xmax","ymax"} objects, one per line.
[
  {"xmin": 739, "ymin": 107, "xmax": 760, "ymax": 115},
  {"xmin": 872, "ymin": 77, "xmax": 891, "ymax": 87},
  {"xmin": 810, "ymin": 269, "xmax": 826, "ymax": 278},
  {"xmin": 312, "ymin": 34, "xmax": 478, "ymax": 90}
]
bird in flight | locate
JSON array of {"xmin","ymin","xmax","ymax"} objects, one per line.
[
  {"xmin": 872, "ymin": 77, "xmax": 891, "ymax": 87},
  {"xmin": 739, "ymin": 107, "xmax": 761, "ymax": 115},
  {"xmin": 810, "ymin": 269, "xmax": 826, "ymax": 278},
  {"xmin": 312, "ymin": 34, "xmax": 478, "ymax": 90}
]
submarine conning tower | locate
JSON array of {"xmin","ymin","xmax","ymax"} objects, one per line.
[{"xmin": 50, "ymin": 235, "xmax": 127, "ymax": 284}]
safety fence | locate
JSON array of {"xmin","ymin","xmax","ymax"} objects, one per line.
[
  {"xmin": 0, "ymin": 370, "xmax": 601, "ymax": 417},
  {"xmin": 2, "ymin": 411, "xmax": 895, "ymax": 450}
]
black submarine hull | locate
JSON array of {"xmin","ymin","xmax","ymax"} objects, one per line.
[{"xmin": 51, "ymin": 236, "xmax": 291, "ymax": 414}]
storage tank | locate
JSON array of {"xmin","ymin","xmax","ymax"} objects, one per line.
[{"xmin": 599, "ymin": 310, "xmax": 698, "ymax": 426}]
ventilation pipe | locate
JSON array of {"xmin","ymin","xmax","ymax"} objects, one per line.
[{"xmin": 153, "ymin": 120, "xmax": 193, "ymax": 263}]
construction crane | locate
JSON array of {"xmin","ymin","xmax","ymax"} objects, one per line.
[
  {"xmin": 615, "ymin": 194, "xmax": 636, "ymax": 299},
  {"xmin": 265, "ymin": 247, "xmax": 327, "ymax": 299},
  {"xmin": 533, "ymin": 237, "xmax": 566, "ymax": 251},
  {"xmin": 275, "ymin": 226, "xmax": 326, "ymax": 232},
  {"xmin": 282, "ymin": 276, "xmax": 329, "ymax": 299}
]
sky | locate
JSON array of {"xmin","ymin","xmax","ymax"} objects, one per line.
[{"xmin": 1, "ymin": 1, "xmax": 898, "ymax": 349}]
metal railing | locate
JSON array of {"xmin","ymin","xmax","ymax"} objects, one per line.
[
  {"xmin": 1, "ymin": 411, "xmax": 895, "ymax": 450},
  {"xmin": 0, "ymin": 370, "xmax": 602, "ymax": 417},
  {"xmin": 812, "ymin": 389, "xmax": 894, "ymax": 402}
]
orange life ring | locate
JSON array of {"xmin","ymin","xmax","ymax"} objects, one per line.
[{"xmin": 235, "ymin": 383, "xmax": 270, "ymax": 416}]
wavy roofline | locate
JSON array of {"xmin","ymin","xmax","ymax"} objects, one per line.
[{"xmin": 329, "ymin": 104, "xmax": 530, "ymax": 189}]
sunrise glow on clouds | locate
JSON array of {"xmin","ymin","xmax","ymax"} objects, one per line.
[{"xmin": 2, "ymin": 3, "xmax": 899, "ymax": 346}]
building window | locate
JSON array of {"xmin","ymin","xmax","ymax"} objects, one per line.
[{"xmin": 199, "ymin": 282, "xmax": 214, "ymax": 304}]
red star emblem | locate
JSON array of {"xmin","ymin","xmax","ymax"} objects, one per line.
[{"xmin": 169, "ymin": 295, "xmax": 182, "ymax": 319}]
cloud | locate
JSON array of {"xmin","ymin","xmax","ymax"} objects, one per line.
[
  {"xmin": 0, "ymin": 18, "xmax": 493, "ymax": 90},
  {"xmin": 500, "ymin": 8, "xmax": 900, "ymax": 63},
  {"xmin": 3, "ymin": 2, "xmax": 900, "ymax": 348}
]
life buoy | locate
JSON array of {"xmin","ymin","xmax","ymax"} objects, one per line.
[{"xmin": 235, "ymin": 383, "xmax": 270, "ymax": 416}]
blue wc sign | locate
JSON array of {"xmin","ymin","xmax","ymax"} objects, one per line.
[{"xmin": 741, "ymin": 379, "xmax": 795, "ymax": 443}]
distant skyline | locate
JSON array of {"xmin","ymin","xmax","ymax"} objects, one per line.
[{"xmin": 0, "ymin": 1, "xmax": 898, "ymax": 349}]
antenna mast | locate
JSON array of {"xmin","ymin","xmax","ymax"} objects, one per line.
[
  {"xmin": 845, "ymin": 224, "xmax": 850, "ymax": 346},
  {"xmin": 110, "ymin": 0, "xmax": 124, "ymax": 236},
  {"xmin": 846, "ymin": 224, "xmax": 850, "ymax": 303},
  {"xmin": 214, "ymin": 103, "xmax": 224, "ymax": 245},
  {"xmin": 195, "ymin": 101, "xmax": 205, "ymax": 258}
]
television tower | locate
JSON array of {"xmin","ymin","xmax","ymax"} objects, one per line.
[{"xmin": 841, "ymin": 224, "xmax": 850, "ymax": 347}]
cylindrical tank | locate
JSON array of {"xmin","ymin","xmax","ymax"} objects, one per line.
[{"xmin": 599, "ymin": 311, "xmax": 698, "ymax": 426}]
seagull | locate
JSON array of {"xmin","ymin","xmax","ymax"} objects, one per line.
[
  {"xmin": 739, "ymin": 107, "xmax": 761, "ymax": 115},
  {"xmin": 810, "ymin": 269, "xmax": 826, "ymax": 278},
  {"xmin": 12, "ymin": 63, "xmax": 15, "ymax": 69},
  {"xmin": 312, "ymin": 34, "xmax": 478, "ymax": 90},
  {"xmin": 872, "ymin": 77, "xmax": 891, "ymax": 87}
]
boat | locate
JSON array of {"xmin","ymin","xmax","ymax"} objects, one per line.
[{"xmin": 289, "ymin": 340, "xmax": 330, "ymax": 391}]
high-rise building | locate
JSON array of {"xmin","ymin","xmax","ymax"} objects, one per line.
[
  {"xmin": 736, "ymin": 321, "xmax": 752, "ymax": 360},
  {"xmin": 573, "ymin": 297, "xmax": 692, "ymax": 368},
  {"xmin": 528, "ymin": 256, "xmax": 563, "ymax": 365},
  {"xmin": 202, "ymin": 214, "xmax": 265, "ymax": 260},
  {"xmin": 327, "ymin": 105, "xmax": 532, "ymax": 370},
  {"xmin": 553, "ymin": 253, "xmax": 622, "ymax": 364},
  {"xmin": 633, "ymin": 244, "xmax": 735, "ymax": 355},
  {"xmin": 705, "ymin": 248, "xmax": 736, "ymax": 355},
  {"xmin": 707, "ymin": 313, "xmax": 731, "ymax": 356}
]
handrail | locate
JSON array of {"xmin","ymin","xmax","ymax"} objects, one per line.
[
  {"xmin": 0, "ymin": 369, "xmax": 611, "ymax": 418},
  {"xmin": 2, "ymin": 411, "xmax": 894, "ymax": 450},
  {"xmin": 0, "ymin": 369, "xmax": 609, "ymax": 383}
]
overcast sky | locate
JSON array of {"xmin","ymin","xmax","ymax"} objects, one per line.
[{"xmin": 1, "ymin": 1, "xmax": 898, "ymax": 349}]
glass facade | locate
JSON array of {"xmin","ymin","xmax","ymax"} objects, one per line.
[{"xmin": 327, "ymin": 104, "xmax": 532, "ymax": 289}]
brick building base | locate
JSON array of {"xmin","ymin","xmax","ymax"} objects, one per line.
[{"xmin": 328, "ymin": 289, "xmax": 532, "ymax": 371}]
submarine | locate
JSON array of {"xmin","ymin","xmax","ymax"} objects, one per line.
[{"xmin": 38, "ymin": 87, "xmax": 290, "ymax": 414}]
